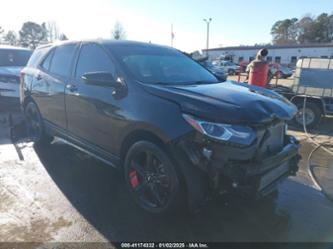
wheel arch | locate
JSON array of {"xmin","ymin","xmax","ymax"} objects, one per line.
[
  {"xmin": 119, "ymin": 128, "xmax": 201, "ymax": 211},
  {"xmin": 120, "ymin": 129, "xmax": 168, "ymax": 164}
]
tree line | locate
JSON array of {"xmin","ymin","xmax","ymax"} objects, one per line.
[
  {"xmin": 0, "ymin": 21, "xmax": 68, "ymax": 49},
  {"xmin": 271, "ymin": 12, "xmax": 333, "ymax": 45},
  {"xmin": 0, "ymin": 21, "xmax": 126, "ymax": 50}
]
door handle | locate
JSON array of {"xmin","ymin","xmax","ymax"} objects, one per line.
[{"xmin": 66, "ymin": 84, "xmax": 78, "ymax": 92}]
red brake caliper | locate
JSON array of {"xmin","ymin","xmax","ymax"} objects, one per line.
[{"xmin": 129, "ymin": 170, "xmax": 139, "ymax": 188}]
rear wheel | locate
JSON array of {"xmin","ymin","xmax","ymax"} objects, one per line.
[
  {"xmin": 24, "ymin": 102, "xmax": 53, "ymax": 145},
  {"xmin": 124, "ymin": 141, "xmax": 183, "ymax": 214},
  {"xmin": 293, "ymin": 101, "xmax": 322, "ymax": 128}
]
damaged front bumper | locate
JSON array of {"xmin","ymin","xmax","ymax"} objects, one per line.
[
  {"xmin": 220, "ymin": 137, "xmax": 300, "ymax": 198},
  {"xmin": 173, "ymin": 128, "xmax": 301, "ymax": 201}
]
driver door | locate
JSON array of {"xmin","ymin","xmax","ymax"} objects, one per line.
[{"xmin": 65, "ymin": 42, "xmax": 118, "ymax": 152}]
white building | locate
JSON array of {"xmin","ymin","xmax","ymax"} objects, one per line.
[{"xmin": 203, "ymin": 43, "xmax": 333, "ymax": 65}]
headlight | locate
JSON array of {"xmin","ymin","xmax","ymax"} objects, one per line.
[{"xmin": 182, "ymin": 114, "xmax": 256, "ymax": 146}]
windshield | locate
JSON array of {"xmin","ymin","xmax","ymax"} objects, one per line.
[
  {"xmin": 111, "ymin": 45, "xmax": 218, "ymax": 85},
  {"xmin": 0, "ymin": 49, "xmax": 32, "ymax": 67}
]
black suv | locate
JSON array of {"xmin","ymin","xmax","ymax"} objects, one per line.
[{"xmin": 21, "ymin": 40, "xmax": 300, "ymax": 214}]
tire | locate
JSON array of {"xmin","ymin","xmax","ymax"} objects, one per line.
[
  {"xmin": 24, "ymin": 101, "xmax": 53, "ymax": 145},
  {"xmin": 124, "ymin": 141, "xmax": 183, "ymax": 214},
  {"xmin": 293, "ymin": 101, "xmax": 322, "ymax": 129},
  {"xmin": 228, "ymin": 69, "xmax": 235, "ymax": 75}
]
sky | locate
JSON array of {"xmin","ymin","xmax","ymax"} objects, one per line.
[{"xmin": 0, "ymin": 0, "xmax": 332, "ymax": 52}]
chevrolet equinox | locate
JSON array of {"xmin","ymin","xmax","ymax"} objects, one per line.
[{"xmin": 21, "ymin": 40, "xmax": 300, "ymax": 214}]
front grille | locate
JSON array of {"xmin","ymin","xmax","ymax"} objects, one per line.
[{"xmin": 258, "ymin": 122, "xmax": 285, "ymax": 156}]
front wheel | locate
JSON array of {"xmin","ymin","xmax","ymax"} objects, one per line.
[{"xmin": 124, "ymin": 141, "xmax": 183, "ymax": 214}]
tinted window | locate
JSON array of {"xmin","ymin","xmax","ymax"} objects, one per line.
[
  {"xmin": 75, "ymin": 43, "xmax": 115, "ymax": 80},
  {"xmin": 50, "ymin": 44, "xmax": 77, "ymax": 77},
  {"xmin": 40, "ymin": 50, "xmax": 54, "ymax": 71},
  {"xmin": 111, "ymin": 45, "xmax": 217, "ymax": 85},
  {"xmin": 0, "ymin": 49, "xmax": 32, "ymax": 67}
]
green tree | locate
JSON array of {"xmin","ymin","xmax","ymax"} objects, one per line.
[
  {"xmin": 272, "ymin": 12, "xmax": 333, "ymax": 44},
  {"xmin": 59, "ymin": 33, "xmax": 68, "ymax": 41},
  {"xmin": 296, "ymin": 16, "xmax": 315, "ymax": 44},
  {"xmin": 329, "ymin": 14, "xmax": 333, "ymax": 41},
  {"xmin": 3, "ymin": 30, "xmax": 18, "ymax": 45},
  {"xmin": 271, "ymin": 18, "xmax": 298, "ymax": 45},
  {"xmin": 19, "ymin": 21, "xmax": 48, "ymax": 49},
  {"xmin": 313, "ymin": 13, "xmax": 331, "ymax": 42},
  {"xmin": 111, "ymin": 21, "xmax": 126, "ymax": 40}
]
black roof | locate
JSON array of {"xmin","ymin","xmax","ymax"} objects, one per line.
[
  {"xmin": 38, "ymin": 39, "xmax": 171, "ymax": 50},
  {"xmin": 204, "ymin": 43, "xmax": 333, "ymax": 52}
]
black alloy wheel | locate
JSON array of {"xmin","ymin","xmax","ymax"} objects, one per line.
[{"xmin": 124, "ymin": 141, "xmax": 182, "ymax": 214}]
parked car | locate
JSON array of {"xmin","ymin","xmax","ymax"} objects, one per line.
[
  {"xmin": 21, "ymin": 40, "xmax": 300, "ymax": 214},
  {"xmin": 212, "ymin": 60, "xmax": 240, "ymax": 75},
  {"xmin": 200, "ymin": 61, "xmax": 227, "ymax": 81},
  {"xmin": 269, "ymin": 64, "xmax": 293, "ymax": 79},
  {"xmin": 0, "ymin": 46, "xmax": 32, "ymax": 110}
]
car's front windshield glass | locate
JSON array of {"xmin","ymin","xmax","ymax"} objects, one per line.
[
  {"xmin": 0, "ymin": 49, "xmax": 32, "ymax": 67},
  {"xmin": 111, "ymin": 45, "xmax": 218, "ymax": 85}
]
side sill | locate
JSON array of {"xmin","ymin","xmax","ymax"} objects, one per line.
[
  {"xmin": 53, "ymin": 136, "xmax": 118, "ymax": 169},
  {"xmin": 44, "ymin": 120, "xmax": 121, "ymax": 170}
]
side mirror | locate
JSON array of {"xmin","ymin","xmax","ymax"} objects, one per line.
[
  {"xmin": 82, "ymin": 72, "xmax": 120, "ymax": 87},
  {"xmin": 213, "ymin": 73, "xmax": 226, "ymax": 82}
]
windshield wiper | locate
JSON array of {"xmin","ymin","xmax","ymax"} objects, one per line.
[
  {"xmin": 187, "ymin": 80, "xmax": 219, "ymax": 85},
  {"xmin": 153, "ymin": 80, "xmax": 218, "ymax": 86}
]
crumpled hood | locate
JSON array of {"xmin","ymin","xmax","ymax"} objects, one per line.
[
  {"xmin": 0, "ymin": 66, "xmax": 23, "ymax": 76},
  {"xmin": 143, "ymin": 81, "xmax": 297, "ymax": 125}
]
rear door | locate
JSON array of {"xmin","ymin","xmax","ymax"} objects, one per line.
[{"xmin": 34, "ymin": 43, "xmax": 78, "ymax": 130}]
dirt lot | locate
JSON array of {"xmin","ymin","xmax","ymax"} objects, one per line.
[{"xmin": 0, "ymin": 111, "xmax": 333, "ymax": 245}]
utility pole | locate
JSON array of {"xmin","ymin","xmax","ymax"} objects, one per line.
[{"xmin": 203, "ymin": 18, "xmax": 212, "ymax": 56}]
